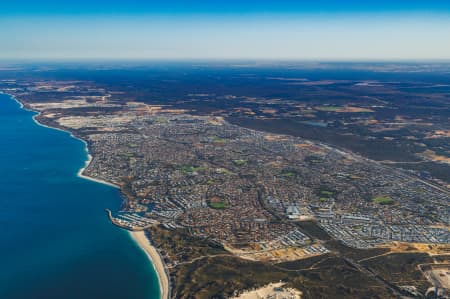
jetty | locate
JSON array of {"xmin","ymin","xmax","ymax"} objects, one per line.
[{"xmin": 105, "ymin": 209, "xmax": 157, "ymax": 231}]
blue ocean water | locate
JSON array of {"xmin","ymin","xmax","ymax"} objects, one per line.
[{"xmin": 0, "ymin": 93, "xmax": 160, "ymax": 299}]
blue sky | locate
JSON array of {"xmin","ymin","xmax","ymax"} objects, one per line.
[
  {"xmin": 2, "ymin": 0, "xmax": 450, "ymax": 15},
  {"xmin": 1, "ymin": 1, "xmax": 450, "ymax": 60}
]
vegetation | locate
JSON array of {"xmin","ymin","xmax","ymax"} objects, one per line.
[
  {"xmin": 280, "ymin": 169, "xmax": 297, "ymax": 178},
  {"xmin": 213, "ymin": 137, "xmax": 228, "ymax": 144},
  {"xmin": 173, "ymin": 254, "xmax": 396, "ymax": 299},
  {"xmin": 148, "ymin": 226, "xmax": 228, "ymax": 264},
  {"xmin": 295, "ymin": 221, "xmax": 333, "ymax": 241},
  {"xmin": 325, "ymin": 240, "xmax": 390, "ymax": 261},
  {"xmin": 207, "ymin": 201, "xmax": 228, "ymax": 209},
  {"xmin": 305, "ymin": 155, "xmax": 323, "ymax": 164},
  {"xmin": 372, "ymin": 196, "xmax": 394, "ymax": 205},
  {"xmin": 361, "ymin": 253, "xmax": 433, "ymax": 295},
  {"xmin": 282, "ymin": 171, "xmax": 296, "ymax": 177},
  {"xmin": 149, "ymin": 225, "xmax": 397, "ymax": 299},
  {"xmin": 232, "ymin": 159, "xmax": 247, "ymax": 166},
  {"xmin": 316, "ymin": 187, "xmax": 335, "ymax": 200},
  {"xmin": 315, "ymin": 105, "xmax": 343, "ymax": 112},
  {"xmin": 181, "ymin": 164, "xmax": 206, "ymax": 174},
  {"xmin": 320, "ymin": 190, "xmax": 334, "ymax": 196},
  {"xmin": 277, "ymin": 253, "xmax": 333, "ymax": 270}
]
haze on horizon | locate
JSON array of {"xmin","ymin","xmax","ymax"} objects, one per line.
[{"xmin": 1, "ymin": 0, "xmax": 450, "ymax": 61}]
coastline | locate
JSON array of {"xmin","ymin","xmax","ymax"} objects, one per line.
[
  {"xmin": 1, "ymin": 92, "xmax": 120, "ymax": 189},
  {"xmin": 130, "ymin": 231, "xmax": 170, "ymax": 299},
  {"xmin": 76, "ymin": 152, "xmax": 120, "ymax": 189},
  {"xmin": 2, "ymin": 92, "xmax": 169, "ymax": 299}
]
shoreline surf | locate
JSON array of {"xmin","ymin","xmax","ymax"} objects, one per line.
[
  {"xmin": 130, "ymin": 231, "xmax": 170, "ymax": 299},
  {"xmin": 1, "ymin": 92, "xmax": 168, "ymax": 299},
  {"xmin": 1, "ymin": 92, "xmax": 121, "ymax": 189}
]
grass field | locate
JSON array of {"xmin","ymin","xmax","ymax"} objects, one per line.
[
  {"xmin": 372, "ymin": 196, "xmax": 394, "ymax": 205},
  {"xmin": 208, "ymin": 201, "xmax": 228, "ymax": 209},
  {"xmin": 181, "ymin": 164, "xmax": 207, "ymax": 174},
  {"xmin": 213, "ymin": 137, "xmax": 228, "ymax": 144},
  {"xmin": 233, "ymin": 159, "xmax": 247, "ymax": 166},
  {"xmin": 281, "ymin": 170, "xmax": 296, "ymax": 178}
]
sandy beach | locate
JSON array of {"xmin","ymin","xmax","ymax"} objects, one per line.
[
  {"xmin": 77, "ymin": 152, "xmax": 120, "ymax": 189},
  {"xmin": 130, "ymin": 231, "xmax": 170, "ymax": 299},
  {"xmin": 4, "ymin": 93, "xmax": 117, "ymax": 189},
  {"xmin": 10, "ymin": 95, "xmax": 169, "ymax": 299},
  {"xmin": 9, "ymin": 93, "xmax": 119, "ymax": 190},
  {"xmin": 6, "ymin": 93, "xmax": 168, "ymax": 298}
]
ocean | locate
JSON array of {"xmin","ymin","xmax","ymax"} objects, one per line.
[{"xmin": 0, "ymin": 93, "xmax": 160, "ymax": 299}]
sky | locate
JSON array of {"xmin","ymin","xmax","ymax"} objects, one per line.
[{"xmin": 1, "ymin": 0, "xmax": 450, "ymax": 61}]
